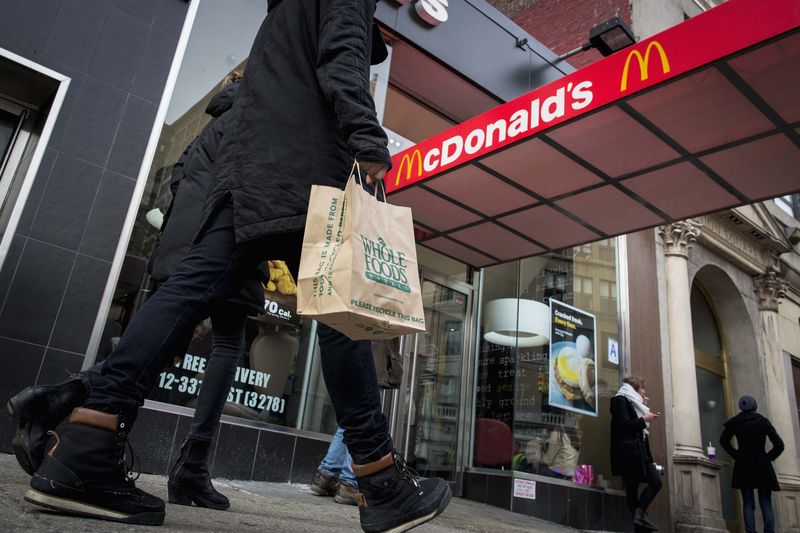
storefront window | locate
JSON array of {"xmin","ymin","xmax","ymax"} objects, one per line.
[
  {"xmin": 474, "ymin": 241, "xmax": 623, "ymax": 490},
  {"xmin": 96, "ymin": 1, "xmax": 392, "ymax": 436}
]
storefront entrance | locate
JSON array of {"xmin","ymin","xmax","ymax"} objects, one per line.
[{"xmin": 388, "ymin": 271, "xmax": 472, "ymax": 492}]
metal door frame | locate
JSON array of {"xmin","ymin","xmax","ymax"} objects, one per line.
[{"xmin": 387, "ymin": 267, "xmax": 474, "ymax": 494}]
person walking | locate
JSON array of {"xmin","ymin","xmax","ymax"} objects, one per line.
[
  {"xmin": 9, "ymin": 73, "xmax": 259, "ymax": 512},
  {"xmin": 312, "ymin": 427, "xmax": 360, "ymax": 505},
  {"xmin": 610, "ymin": 375, "xmax": 661, "ymax": 531},
  {"xmin": 7, "ymin": 1, "xmax": 451, "ymax": 531},
  {"xmin": 719, "ymin": 395, "xmax": 784, "ymax": 533},
  {"xmin": 150, "ymin": 71, "xmax": 265, "ymax": 512}
]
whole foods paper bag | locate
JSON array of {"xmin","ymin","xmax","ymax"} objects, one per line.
[{"xmin": 297, "ymin": 170, "xmax": 425, "ymax": 340}]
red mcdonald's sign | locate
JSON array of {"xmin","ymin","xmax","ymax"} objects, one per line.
[{"xmin": 385, "ymin": 0, "xmax": 800, "ymax": 193}]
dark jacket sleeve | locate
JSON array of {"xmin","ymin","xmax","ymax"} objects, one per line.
[
  {"xmin": 719, "ymin": 426, "xmax": 738, "ymax": 459},
  {"xmin": 169, "ymin": 143, "xmax": 192, "ymax": 196},
  {"xmin": 610, "ymin": 396, "xmax": 646, "ymax": 433},
  {"xmin": 316, "ymin": 0, "xmax": 391, "ymax": 167},
  {"xmin": 765, "ymin": 423, "xmax": 784, "ymax": 461},
  {"xmin": 161, "ymin": 143, "xmax": 193, "ymax": 233}
]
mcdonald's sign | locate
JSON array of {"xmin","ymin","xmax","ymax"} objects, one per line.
[
  {"xmin": 394, "ymin": 149, "xmax": 423, "ymax": 186},
  {"xmin": 620, "ymin": 41, "xmax": 670, "ymax": 92}
]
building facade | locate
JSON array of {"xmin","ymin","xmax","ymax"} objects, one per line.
[
  {"xmin": 494, "ymin": 0, "xmax": 800, "ymax": 531},
  {"xmin": 0, "ymin": 1, "xmax": 798, "ymax": 532}
]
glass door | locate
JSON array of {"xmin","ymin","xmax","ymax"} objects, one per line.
[
  {"xmin": 0, "ymin": 97, "xmax": 34, "ymax": 239},
  {"xmin": 392, "ymin": 273, "xmax": 470, "ymax": 483}
]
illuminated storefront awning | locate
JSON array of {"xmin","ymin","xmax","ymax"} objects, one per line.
[{"xmin": 385, "ymin": 0, "xmax": 800, "ymax": 267}]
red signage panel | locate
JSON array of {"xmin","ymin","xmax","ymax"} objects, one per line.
[{"xmin": 385, "ymin": 0, "xmax": 800, "ymax": 193}]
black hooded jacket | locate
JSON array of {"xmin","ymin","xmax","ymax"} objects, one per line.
[
  {"xmin": 201, "ymin": 0, "xmax": 391, "ymax": 243},
  {"xmin": 720, "ymin": 411, "xmax": 784, "ymax": 490},
  {"xmin": 149, "ymin": 82, "xmax": 264, "ymax": 313}
]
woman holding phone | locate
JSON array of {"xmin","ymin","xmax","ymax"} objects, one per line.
[{"xmin": 610, "ymin": 375, "xmax": 662, "ymax": 531}]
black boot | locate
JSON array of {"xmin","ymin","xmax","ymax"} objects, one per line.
[
  {"xmin": 354, "ymin": 451, "xmax": 451, "ymax": 533},
  {"xmin": 6, "ymin": 374, "xmax": 89, "ymax": 475},
  {"xmin": 168, "ymin": 437, "xmax": 230, "ymax": 511},
  {"xmin": 25, "ymin": 407, "xmax": 165, "ymax": 526},
  {"xmin": 633, "ymin": 507, "xmax": 658, "ymax": 530}
]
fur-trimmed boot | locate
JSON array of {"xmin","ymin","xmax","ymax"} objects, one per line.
[
  {"xmin": 7, "ymin": 375, "xmax": 89, "ymax": 475},
  {"xmin": 354, "ymin": 451, "xmax": 451, "ymax": 533},
  {"xmin": 168, "ymin": 437, "xmax": 230, "ymax": 511},
  {"xmin": 25, "ymin": 407, "xmax": 165, "ymax": 525}
]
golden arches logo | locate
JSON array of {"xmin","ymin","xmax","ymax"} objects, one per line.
[
  {"xmin": 395, "ymin": 149, "xmax": 423, "ymax": 186},
  {"xmin": 620, "ymin": 41, "xmax": 670, "ymax": 92}
]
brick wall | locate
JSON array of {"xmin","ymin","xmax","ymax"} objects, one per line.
[{"xmin": 489, "ymin": 0, "xmax": 632, "ymax": 69}]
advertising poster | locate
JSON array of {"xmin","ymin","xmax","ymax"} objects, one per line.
[
  {"xmin": 548, "ymin": 299, "xmax": 598, "ymax": 417},
  {"xmin": 259, "ymin": 259, "xmax": 300, "ymax": 327}
]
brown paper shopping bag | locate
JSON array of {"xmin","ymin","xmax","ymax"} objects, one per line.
[{"xmin": 297, "ymin": 164, "xmax": 426, "ymax": 340}]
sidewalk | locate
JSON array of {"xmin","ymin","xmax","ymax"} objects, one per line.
[{"xmin": 0, "ymin": 453, "xmax": 578, "ymax": 532}]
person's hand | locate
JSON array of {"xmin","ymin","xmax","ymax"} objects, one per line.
[
  {"xmin": 643, "ymin": 411, "xmax": 660, "ymax": 423},
  {"xmin": 358, "ymin": 160, "xmax": 388, "ymax": 185}
]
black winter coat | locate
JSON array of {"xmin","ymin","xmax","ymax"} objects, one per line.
[
  {"xmin": 610, "ymin": 395, "xmax": 652, "ymax": 482},
  {"xmin": 202, "ymin": 0, "xmax": 391, "ymax": 243},
  {"xmin": 149, "ymin": 83, "xmax": 264, "ymax": 314},
  {"xmin": 720, "ymin": 411, "xmax": 784, "ymax": 490}
]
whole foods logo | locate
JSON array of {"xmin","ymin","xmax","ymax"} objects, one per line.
[
  {"xmin": 393, "ymin": 80, "xmax": 593, "ymax": 186},
  {"xmin": 620, "ymin": 41, "xmax": 670, "ymax": 92},
  {"xmin": 360, "ymin": 236, "xmax": 410, "ymax": 292}
]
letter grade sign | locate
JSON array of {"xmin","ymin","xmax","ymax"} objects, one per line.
[{"xmin": 385, "ymin": 0, "xmax": 800, "ymax": 193}]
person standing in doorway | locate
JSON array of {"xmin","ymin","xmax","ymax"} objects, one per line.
[
  {"xmin": 610, "ymin": 375, "xmax": 661, "ymax": 531},
  {"xmin": 7, "ymin": 1, "xmax": 451, "ymax": 530},
  {"xmin": 720, "ymin": 395, "xmax": 784, "ymax": 533}
]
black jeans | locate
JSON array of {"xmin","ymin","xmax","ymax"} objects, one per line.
[
  {"xmin": 86, "ymin": 304, "xmax": 247, "ymax": 443},
  {"xmin": 187, "ymin": 303, "xmax": 248, "ymax": 442},
  {"xmin": 624, "ymin": 462, "xmax": 662, "ymax": 513},
  {"xmin": 85, "ymin": 200, "xmax": 391, "ymax": 463}
]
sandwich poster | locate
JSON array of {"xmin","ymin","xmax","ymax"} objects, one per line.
[{"xmin": 548, "ymin": 299, "xmax": 598, "ymax": 417}]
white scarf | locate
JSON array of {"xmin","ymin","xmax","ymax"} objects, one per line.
[{"xmin": 615, "ymin": 383, "xmax": 650, "ymax": 436}]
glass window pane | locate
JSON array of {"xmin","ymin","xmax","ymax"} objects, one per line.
[
  {"xmin": 96, "ymin": 1, "xmax": 339, "ymax": 435},
  {"xmin": 696, "ymin": 367, "xmax": 737, "ymax": 522},
  {"xmin": 0, "ymin": 108, "xmax": 18, "ymax": 165},
  {"xmin": 475, "ymin": 239, "xmax": 623, "ymax": 490},
  {"xmin": 690, "ymin": 285, "xmax": 723, "ymax": 358}
]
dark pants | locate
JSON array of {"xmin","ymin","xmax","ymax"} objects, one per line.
[
  {"xmin": 741, "ymin": 488, "xmax": 774, "ymax": 533},
  {"xmin": 86, "ymin": 304, "xmax": 247, "ymax": 443},
  {"xmin": 624, "ymin": 462, "xmax": 662, "ymax": 514},
  {"xmin": 85, "ymin": 200, "xmax": 390, "ymax": 463},
  {"xmin": 187, "ymin": 304, "xmax": 248, "ymax": 442}
]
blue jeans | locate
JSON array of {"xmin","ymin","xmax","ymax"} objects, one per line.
[
  {"xmin": 85, "ymin": 199, "xmax": 391, "ymax": 463},
  {"xmin": 741, "ymin": 488, "xmax": 774, "ymax": 533},
  {"xmin": 319, "ymin": 427, "xmax": 356, "ymax": 486}
]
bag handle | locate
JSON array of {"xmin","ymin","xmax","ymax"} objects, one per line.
[
  {"xmin": 350, "ymin": 160, "xmax": 363, "ymax": 187},
  {"xmin": 350, "ymin": 159, "xmax": 388, "ymax": 203},
  {"xmin": 374, "ymin": 178, "xmax": 387, "ymax": 203}
]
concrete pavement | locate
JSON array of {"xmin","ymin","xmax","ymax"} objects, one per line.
[{"xmin": 0, "ymin": 453, "xmax": 579, "ymax": 532}]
